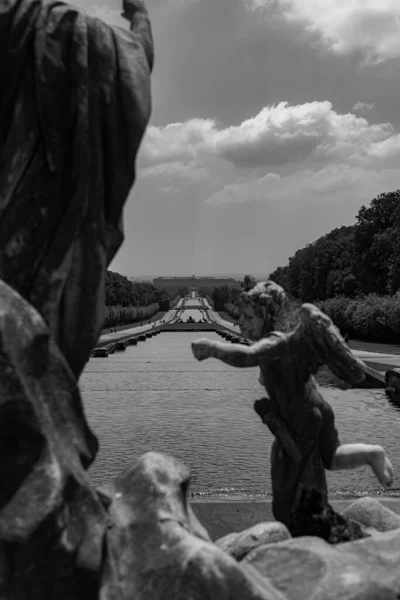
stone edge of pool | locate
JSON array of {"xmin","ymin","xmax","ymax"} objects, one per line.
[{"xmin": 190, "ymin": 498, "xmax": 400, "ymax": 541}]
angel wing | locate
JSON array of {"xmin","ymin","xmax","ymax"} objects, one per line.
[{"xmin": 291, "ymin": 303, "xmax": 366, "ymax": 385}]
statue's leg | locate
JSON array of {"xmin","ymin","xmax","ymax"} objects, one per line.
[
  {"xmin": 270, "ymin": 440, "xmax": 298, "ymax": 527},
  {"xmin": 331, "ymin": 444, "xmax": 393, "ymax": 488}
]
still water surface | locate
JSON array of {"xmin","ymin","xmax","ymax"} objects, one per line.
[{"xmin": 81, "ymin": 331, "xmax": 400, "ymax": 497}]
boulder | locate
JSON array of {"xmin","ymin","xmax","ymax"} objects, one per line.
[
  {"xmin": 244, "ymin": 529, "xmax": 400, "ymax": 600},
  {"xmin": 216, "ymin": 522, "xmax": 291, "ymax": 560},
  {"xmin": 342, "ymin": 497, "xmax": 400, "ymax": 532},
  {"xmin": 99, "ymin": 452, "xmax": 286, "ymax": 600}
]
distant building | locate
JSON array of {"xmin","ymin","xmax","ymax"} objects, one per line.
[{"xmin": 153, "ymin": 275, "xmax": 237, "ymax": 291}]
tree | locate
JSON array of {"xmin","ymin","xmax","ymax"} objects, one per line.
[
  {"xmin": 178, "ymin": 286, "xmax": 189, "ymax": 297},
  {"xmin": 342, "ymin": 274, "xmax": 358, "ymax": 297},
  {"xmin": 353, "ymin": 190, "xmax": 400, "ymax": 295},
  {"xmin": 267, "ymin": 190, "xmax": 400, "ymax": 301},
  {"xmin": 211, "ymin": 285, "xmax": 230, "ymax": 311}
]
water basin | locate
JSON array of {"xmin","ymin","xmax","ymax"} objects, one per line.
[{"xmin": 81, "ymin": 332, "xmax": 400, "ymax": 497}]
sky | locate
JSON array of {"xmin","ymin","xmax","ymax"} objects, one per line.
[{"xmin": 71, "ymin": 0, "xmax": 400, "ymax": 277}]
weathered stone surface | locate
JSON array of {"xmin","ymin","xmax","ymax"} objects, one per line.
[
  {"xmin": 244, "ymin": 529, "xmax": 400, "ymax": 600},
  {"xmin": 0, "ymin": 0, "xmax": 154, "ymax": 597},
  {"xmin": 0, "ymin": 0, "xmax": 153, "ymax": 380},
  {"xmin": 216, "ymin": 522, "xmax": 291, "ymax": 560},
  {"xmin": 342, "ymin": 497, "xmax": 400, "ymax": 532},
  {"xmin": 0, "ymin": 280, "xmax": 107, "ymax": 598},
  {"xmin": 99, "ymin": 452, "xmax": 286, "ymax": 600}
]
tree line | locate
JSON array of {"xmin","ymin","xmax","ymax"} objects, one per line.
[
  {"xmin": 104, "ymin": 271, "xmax": 180, "ymax": 328},
  {"xmin": 269, "ymin": 190, "xmax": 400, "ymax": 301},
  {"xmin": 267, "ymin": 190, "xmax": 400, "ymax": 341},
  {"xmin": 207, "ymin": 191, "xmax": 400, "ymax": 341}
]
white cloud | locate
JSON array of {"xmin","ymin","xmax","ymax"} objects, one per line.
[
  {"xmin": 205, "ymin": 172, "xmax": 281, "ymax": 206},
  {"xmin": 245, "ymin": 0, "xmax": 400, "ymax": 63},
  {"xmin": 139, "ymin": 101, "xmax": 400, "ymax": 209},
  {"xmin": 205, "ymin": 164, "xmax": 400, "ymax": 207},
  {"xmin": 141, "ymin": 101, "xmax": 399, "ymax": 171},
  {"xmin": 140, "ymin": 160, "xmax": 210, "ymax": 181},
  {"xmin": 353, "ymin": 101, "xmax": 375, "ymax": 111},
  {"xmin": 141, "ymin": 120, "xmax": 215, "ymax": 165}
]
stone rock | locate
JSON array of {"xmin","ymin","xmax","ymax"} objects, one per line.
[
  {"xmin": 216, "ymin": 522, "xmax": 291, "ymax": 560},
  {"xmin": 342, "ymin": 497, "xmax": 400, "ymax": 532},
  {"xmin": 99, "ymin": 452, "xmax": 286, "ymax": 600},
  {"xmin": 244, "ymin": 529, "xmax": 400, "ymax": 600}
]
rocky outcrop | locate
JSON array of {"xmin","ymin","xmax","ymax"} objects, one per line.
[
  {"xmin": 98, "ymin": 455, "xmax": 400, "ymax": 600},
  {"xmin": 216, "ymin": 522, "xmax": 291, "ymax": 560},
  {"xmin": 342, "ymin": 496, "xmax": 400, "ymax": 532},
  {"xmin": 243, "ymin": 528, "xmax": 400, "ymax": 600},
  {"xmin": 99, "ymin": 452, "xmax": 285, "ymax": 600}
]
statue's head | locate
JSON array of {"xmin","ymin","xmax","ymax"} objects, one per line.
[{"xmin": 238, "ymin": 276, "xmax": 288, "ymax": 340}]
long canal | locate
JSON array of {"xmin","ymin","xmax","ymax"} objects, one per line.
[{"xmin": 81, "ymin": 298, "xmax": 400, "ymax": 497}]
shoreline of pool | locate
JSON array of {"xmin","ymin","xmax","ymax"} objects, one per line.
[
  {"xmin": 189, "ymin": 497, "xmax": 400, "ymax": 540},
  {"xmin": 187, "ymin": 488, "xmax": 400, "ymax": 501}
]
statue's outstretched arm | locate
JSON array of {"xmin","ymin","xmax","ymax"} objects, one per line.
[
  {"xmin": 192, "ymin": 339, "xmax": 266, "ymax": 367},
  {"xmin": 192, "ymin": 337, "xmax": 279, "ymax": 368},
  {"xmin": 293, "ymin": 304, "xmax": 365, "ymax": 385},
  {"xmin": 211, "ymin": 341, "xmax": 262, "ymax": 367}
]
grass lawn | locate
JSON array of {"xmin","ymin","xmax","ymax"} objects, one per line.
[
  {"xmin": 101, "ymin": 311, "xmax": 167, "ymax": 334},
  {"xmin": 349, "ymin": 340, "xmax": 400, "ymax": 356}
]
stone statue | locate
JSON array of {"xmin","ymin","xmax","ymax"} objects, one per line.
[
  {"xmin": 0, "ymin": 0, "xmax": 152, "ymax": 596},
  {"xmin": 0, "ymin": 0, "xmax": 153, "ymax": 380},
  {"xmin": 192, "ymin": 276, "xmax": 393, "ymax": 530}
]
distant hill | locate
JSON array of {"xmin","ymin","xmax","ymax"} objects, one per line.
[{"xmin": 128, "ymin": 273, "xmax": 268, "ymax": 282}]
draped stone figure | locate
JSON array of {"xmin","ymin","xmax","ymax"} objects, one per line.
[
  {"xmin": 0, "ymin": 0, "xmax": 153, "ymax": 380},
  {"xmin": 0, "ymin": 0, "xmax": 154, "ymax": 597}
]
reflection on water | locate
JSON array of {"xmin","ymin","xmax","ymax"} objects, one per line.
[{"xmin": 81, "ymin": 332, "xmax": 400, "ymax": 497}]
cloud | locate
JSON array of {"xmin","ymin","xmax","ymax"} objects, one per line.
[
  {"xmin": 245, "ymin": 0, "xmax": 400, "ymax": 63},
  {"xmin": 205, "ymin": 172, "xmax": 281, "ymax": 206},
  {"xmin": 353, "ymin": 101, "xmax": 375, "ymax": 111},
  {"xmin": 138, "ymin": 101, "xmax": 400, "ymax": 209},
  {"xmin": 141, "ymin": 101, "xmax": 399, "ymax": 171},
  {"xmin": 139, "ymin": 160, "xmax": 210, "ymax": 182},
  {"xmin": 204, "ymin": 164, "xmax": 400, "ymax": 207},
  {"xmin": 140, "ymin": 119, "xmax": 215, "ymax": 165},
  {"xmin": 212, "ymin": 103, "xmax": 323, "ymax": 167}
]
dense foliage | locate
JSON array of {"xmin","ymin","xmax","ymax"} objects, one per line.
[
  {"xmin": 105, "ymin": 271, "xmax": 167, "ymax": 307},
  {"xmin": 104, "ymin": 271, "xmax": 179, "ymax": 328},
  {"xmin": 207, "ymin": 191, "xmax": 400, "ymax": 341},
  {"xmin": 104, "ymin": 303, "xmax": 160, "ymax": 328},
  {"xmin": 210, "ymin": 285, "xmax": 242, "ymax": 313},
  {"xmin": 269, "ymin": 191, "xmax": 400, "ymax": 301},
  {"xmin": 317, "ymin": 294, "xmax": 400, "ymax": 342}
]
